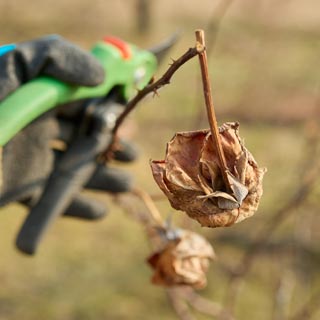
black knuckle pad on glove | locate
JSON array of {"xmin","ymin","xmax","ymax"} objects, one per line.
[
  {"xmin": 86, "ymin": 164, "xmax": 133, "ymax": 193},
  {"xmin": 113, "ymin": 139, "xmax": 139, "ymax": 162},
  {"xmin": 63, "ymin": 194, "xmax": 108, "ymax": 220},
  {"xmin": 0, "ymin": 35, "xmax": 105, "ymax": 101}
]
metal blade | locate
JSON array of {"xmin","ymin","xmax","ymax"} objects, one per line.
[{"xmin": 148, "ymin": 31, "xmax": 181, "ymax": 64}]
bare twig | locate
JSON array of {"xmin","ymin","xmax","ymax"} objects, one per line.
[
  {"xmin": 117, "ymin": 192, "xmax": 231, "ymax": 319},
  {"xmin": 223, "ymin": 123, "xmax": 320, "ymax": 313},
  {"xmin": 244, "ymin": 122, "xmax": 320, "ymax": 258},
  {"xmin": 136, "ymin": 0, "xmax": 151, "ymax": 34},
  {"xmin": 272, "ymin": 272, "xmax": 295, "ymax": 320},
  {"xmin": 224, "ymin": 169, "xmax": 320, "ymax": 312},
  {"xmin": 114, "ymin": 189, "xmax": 164, "ymax": 229},
  {"xmin": 212, "ymin": 109, "xmax": 317, "ymax": 127},
  {"xmin": 149, "ymin": 193, "xmax": 167, "ymax": 202},
  {"xmin": 102, "ymin": 45, "xmax": 203, "ymax": 160},
  {"xmin": 167, "ymin": 287, "xmax": 235, "ymax": 320},
  {"xmin": 288, "ymin": 289, "xmax": 320, "ymax": 320},
  {"xmin": 167, "ymin": 289, "xmax": 196, "ymax": 320},
  {"xmin": 205, "ymin": 0, "xmax": 235, "ymax": 57},
  {"xmin": 213, "ymin": 233, "xmax": 320, "ymax": 266},
  {"xmin": 193, "ymin": 0, "xmax": 234, "ymax": 128},
  {"xmin": 132, "ymin": 188, "xmax": 164, "ymax": 226},
  {"xmin": 116, "ymin": 189, "xmax": 232, "ymax": 319},
  {"xmin": 181, "ymin": 287, "xmax": 235, "ymax": 320},
  {"xmin": 239, "ymin": 140, "xmax": 320, "ymax": 274},
  {"xmin": 195, "ymin": 29, "xmax": 231, "ymax": 192}
]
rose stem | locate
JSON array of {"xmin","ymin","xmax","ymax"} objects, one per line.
[
  {"xmin": 195, "ymin": 29, "xmax": 231, "ymax": 192},
  {"xmin": 132, "ymin": 188, "xmax": 164, "ymax": 227}
]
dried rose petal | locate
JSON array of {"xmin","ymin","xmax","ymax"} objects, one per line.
[
  {"xmin": 147, "ymin": 230, "xmax": 215, "ymax": 289},
  {"xmin": 151, "ymin": 122, "xmax": 266, "ymax": 228}
]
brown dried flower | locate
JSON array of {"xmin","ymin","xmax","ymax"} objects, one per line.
[
  {"xmin": 148, "ymin": 230, "xmax": 215, "ymax": 289},
  {"xmin": 150, "ymin": 122, "xmax": 266, "ymax": 228}
]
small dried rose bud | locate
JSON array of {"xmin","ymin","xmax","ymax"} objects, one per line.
[
  {"xmin": 150, "ymin": 122, "xmax": 266, "ymax": 228},
  {"xmin": 147, "ymin": 230, "xmax": 215, "ymax": 289}
]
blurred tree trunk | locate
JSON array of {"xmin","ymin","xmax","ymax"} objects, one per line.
[{"xmin": 136, "ymin": 0, "xmax": 151, "ymax": 34}]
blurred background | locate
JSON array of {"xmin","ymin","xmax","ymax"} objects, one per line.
[{"xmin": 0, "ymin": 0, "xmax": 320, "ymax": 319}]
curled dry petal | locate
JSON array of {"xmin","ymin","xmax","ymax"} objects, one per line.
[
  {"xmin": 147, "ymin": 230, "xmax": 215, "ymax": 289},
  {"xmin": 150, "ymin": 122, "xmax": 266, "ymax": 227}
]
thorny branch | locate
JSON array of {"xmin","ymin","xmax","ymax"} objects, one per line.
[
  {"xmin": 102, "ymin": 45, "xmax": 203, "ymax": 160},
  {"xmin": 108, "ymin": 28, "xmax": 319, "ymax": 318}
]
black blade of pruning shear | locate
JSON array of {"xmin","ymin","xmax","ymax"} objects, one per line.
[{"xmin": 148, "ymin": 31, "xmax": 180, "ymax": 65}]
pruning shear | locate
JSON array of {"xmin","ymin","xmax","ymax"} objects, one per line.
[
  {"xmin": 0, "ymin": 34, "xmax": 177, "ymax": 255},
  {"xmin": 0, "ymin": 36, "xmax": 157, "ymax": 146}
]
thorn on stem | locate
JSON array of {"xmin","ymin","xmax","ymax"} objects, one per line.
[{"xmin": 153, "ymin": 89, "xmax": 160, "ymax": 98}]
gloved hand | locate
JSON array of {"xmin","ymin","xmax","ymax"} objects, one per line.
[
  {"xmin": 0, "ymin": 35, "xmax": 105, "ymax": 100},
  {"xmin": 0, "ymin": 35, "xmax": 137, "ymax": 220}
]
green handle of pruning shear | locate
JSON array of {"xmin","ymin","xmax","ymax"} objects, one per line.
[{"xmin": 0, "ymin": 40, "xmax": 157, "ymax": 146}]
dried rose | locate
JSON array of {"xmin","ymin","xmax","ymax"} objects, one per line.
[
  {"xmin": 147, "ymin": 230, "xmax": 215, "ymax": 289},
  {"xmin": 150, "ymin": 122, "xmax": 266, "ymax": 228}
]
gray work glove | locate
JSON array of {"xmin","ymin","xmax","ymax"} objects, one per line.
[
  {"xmin": 0, "ymin": 35, "xmax": 137, "ymax": 219},
  {"xmin": 0, "ymin": 35, "xmax": 104, "ymax": 100}
]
